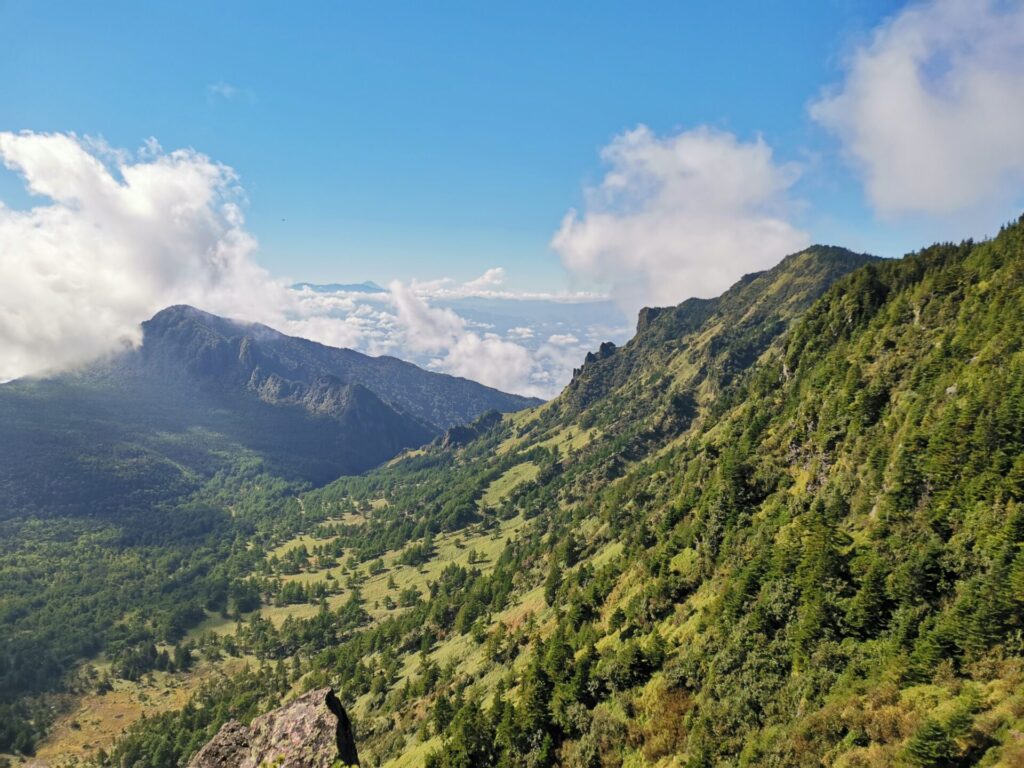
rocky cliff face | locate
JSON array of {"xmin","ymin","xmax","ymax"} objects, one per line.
[
  {"xmin": 187, "ymin": 688, "xmax": 359, "ymax": 768},
  {"xmin": 138, "ymin": 304, "xmax": 542, "ymax": 429}
]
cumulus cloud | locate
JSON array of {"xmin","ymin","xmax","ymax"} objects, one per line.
[
  {"xmin": 463, "ymin": 267, "xmax": 506, "ymax": 291},
  {"xmin": 0, "ymin": 131, "xmax": 621, "ymax": 398},
  {"xmin": 388, "ymin": 281, "xmax": 541, "ymax": 395},
  {"xmin": 402, "ymin": 267, "xmax": 605, "ymax": 303},
  {"xmin": 0, "ymin": 130, "xmax": 289, "ymax": 381},
  {"xmin": 551, "ymin": 125, "xmax": 809, "ymax": 312},
  {"xmin": 811, "ymin": 0, "xmax": 1024, "ymax": 218},
  {"xmin": 285, "ymin": 281, "xmax": 619, "ymax": 397},
  {"xmin": 547, "ymin": 333, "xmax": 579, "ymax": 346},
  {"xmin": 283, "ymin": 311, "xmax": 369, "ymax": 351},
  {"xmin": 389, "ymin": 281, "xmax": 467, "ymax": 354}
]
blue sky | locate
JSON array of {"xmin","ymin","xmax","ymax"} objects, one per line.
[
  {"xmin": 1, "ymin": 0, "xmax": 911, "ymax": 288},
  {"xmin": 3, "ymin": 0, "xmax": 1024, "ymax": 395}
]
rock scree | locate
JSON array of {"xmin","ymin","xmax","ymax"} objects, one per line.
[{"xmin": 187, "ymin": 687, "xmax": 359, "ymax": 767}]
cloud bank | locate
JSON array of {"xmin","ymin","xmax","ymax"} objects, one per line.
[
  {"xmin": 389, "ymin": 281, "xmax": 535, "ymax": 389},
  {"xmin": 551, "ymin": 125, "xmax": 810, "ymax": 312},
  {"xmin": 286, "ymin": 280, "xmax": 627, "ymax": 397},
  {"xmin": 811, "ymin": 0, "xmax": 1024, "ymax": 219},
  {"xmin": 0, "ymin": 132, "xmax": 619, "ymax": 397},
  {"xmin": 0, "ymin": 131, "xmax": 289, "ymax": 382}
]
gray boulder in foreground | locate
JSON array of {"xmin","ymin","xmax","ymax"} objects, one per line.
[{"xmin": 187, "ymin": 687, "xmax": 359, "ymax": 767}]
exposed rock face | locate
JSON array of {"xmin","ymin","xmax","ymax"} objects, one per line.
[
  {"xmin": 187, "ymin": 688, "xmax": 359, "ymax": 768},
  {"xmin": 140, "ymin": 304, "xmax": 541, "ymax": 429},
  {"xmin": 571, "ymin": 340, "xmax": 618, "ymax": 381},
  {"xmin": 438, "ymin": 408, "xmax": 505, "ymax": 449},
  {"xmin": 635, "ymin": 305, "xmax": 663, "ymax": 332}
]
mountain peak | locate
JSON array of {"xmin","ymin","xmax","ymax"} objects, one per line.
[
  {"xmin": 778, "ymin": 243, "xmax": 878, "ymax": 269},
  {"xmin": 563, "ymin": 245, "xmax": 877, "ymax": 417},
  {"xmin": 135, "ymin": 305, "xmax": 539, "ymax": 426},
  {"xmin": 143, "ymin": 305, "xmax": 282, "ymax": 343}
]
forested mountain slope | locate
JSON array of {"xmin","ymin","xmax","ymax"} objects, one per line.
[
  {"xmin": 39, "ymin": 220, "xmax": 1024, "ymax": 767},
  {"xmin": 0, "ymin": 307, "xmax": 537, "ymax": 755},
  {"xmin": 0, "ymin": 305, "xmax": 539, "ymax": 517}
]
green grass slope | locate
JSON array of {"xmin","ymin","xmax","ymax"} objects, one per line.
[
  {"xmin": 83, "ymin": 220, "xmax": 1024, "ymax": 767},
  {"xmin": 0, "ymin": 307, "xmax": 540, "ymax": 756}
]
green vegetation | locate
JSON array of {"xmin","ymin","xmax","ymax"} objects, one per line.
[
  {"xmin": 0, "ymin": 457, "xmax": 308, "ymax": 754},
  {"xmin": 10, "ymin": 221, "xmax": 1024, "ymax": 766},
  {"xmin": 0, "ymin": 307, "xmax": 537, "ymax": 756}
]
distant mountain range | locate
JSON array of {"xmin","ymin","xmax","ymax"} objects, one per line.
[
  {"xmin": 292, "ymin": 280, "xmax": 386, "ymax": 293},
  {"xmin": 0, "ymin": 305, "xmax": 539, "ymax": 518}
]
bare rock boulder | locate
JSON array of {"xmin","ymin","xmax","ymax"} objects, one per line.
[{"xmin": 187, "ymin": 687, "xmax": 359, "ymax": 767}]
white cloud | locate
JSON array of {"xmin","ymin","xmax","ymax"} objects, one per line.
[
  {"xmin": 547, "ymin": 333, "xmax": 579, "ymax": 346},
  {"xmin": 0, "ymin": 132, "xmax": 619, "ymax": 398},
  {"xmin": 388, "ymin": 281, "xmax": 466, "ymax": 354},
  {"xmin": 463, "ymin": 267, "xmax": 506, "ymax": 291},
  {"xmin": 811, "ymin": 0, "xmax": 1024, "ymax": 219},
  {"xmin": 284, "ymin": 281, "xmax": 620, "ymax": 397},
  {"xmin": 207, "ymin": 82, "xmax": 254, "ymax": 104},
  {"xmin": 388, "ymin": 281, "xmax": 542, "ymax": 396},
  {"xmin": 0, "ymin": 131, "xmax": 289, "ymax": 381},
  {"xmin": 551, "ymin": 125, "xmax": 809, "ymax": 312},
  {"xmin": 396, "ymin": 268, "xmax": 605, "ymax": 304},
  {"xmin": 283, "ymin": 312, "xmax": 368, "ymax": 351},
  {"xmin": 437, "ymin": 333, "xmax": 536, "ymax": 394}
]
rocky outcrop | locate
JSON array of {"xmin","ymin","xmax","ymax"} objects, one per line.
[
  {"xmin": 636, "ymin": 306, "xmax": 664, "ymax": 332},
  {"xmin": 187, "ymin": 688, "xmax": 359, "ymax": 768},
  {"xmin": 570, "ymin": 341, "xmax": 618, "ymax": 381},
  {"xmin": 438, "ymin": 408, "xmax": 505, "ymax": 449}
]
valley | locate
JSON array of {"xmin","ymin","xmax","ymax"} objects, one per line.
[
  {"xmin": 0, "ymin": 310, "xmax": 539, "ymax": 760},
  {"xmin": 5, "ymin": 223, "xmax": 1024, "ymax": 767},
  {"xmin": 6, "ymin": 5, "xmax": 1024, "ymax": 766}
]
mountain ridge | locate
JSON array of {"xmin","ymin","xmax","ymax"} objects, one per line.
[
  {"xmin": 109, "ymin": 221, "xmax": 1024, "ymax": 767},
  {"xmin": 117, "ymin": 304, "xmax": 542, "ymax": 426},
  {"xmin": 0, "ymin": 304, "xmax": 540, "ymax": 518},
  {"xmin": 10, "ymin": 223, "xmax": 1024, "ymax": 766}
]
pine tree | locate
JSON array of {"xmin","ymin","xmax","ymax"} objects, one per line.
[
  {"xmin": 518, "ymin": 644, "xmax": 553, "ymax": 738},
  {"xmin": 845, "ymin": 556, "xmax": 890, "ymax": 637},
  {"xmin": 441, "ymin": 699, "xmax": 493, "ymax": 767},
  {"xmin": 903, "ymin": 718, "xmax": 952, "ymax": 766},
  {"xmin": 173, "ymin": 643, "xmax": 193, "ymax": 672},
  {"xmin": 544, "ymin": 561, "xmax": 561, "ymax": 607},
  {"xmin": 433, "ymin": 692, "xmax": 455, "ymax": 735}
]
